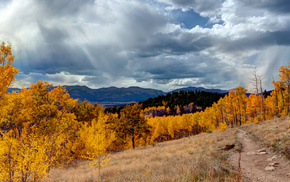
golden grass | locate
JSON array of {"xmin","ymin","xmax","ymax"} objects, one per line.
[
  {"xmin": 41, "ymin": 117, "xmax": 290, "ymax": 181},
  {"xmin": 42, "ymin": 128, "xmax": 240, "ymax": 182},
  {"xmin": 240, "ymin": 117, "xmax": 290, "ymax": 159}
]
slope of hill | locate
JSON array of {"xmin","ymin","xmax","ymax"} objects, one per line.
[
  {"xmin": 140, "ymin": 90, "xmax": 225, "ymax": 113},
  {"xmin": 43, "ymin": 127, "xmax": 239, "ymax": 181},
  {"xmin": 42, "ymin": 117, "xmax": 290, "ymax": 182}
]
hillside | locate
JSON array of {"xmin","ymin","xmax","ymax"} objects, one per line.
[
  {"xmin": 140, "ymin": 90, "xmax": 225, "ymax": 111},
  {"xmin": 42, "ymin": 117, "xmax": 290, "ymax": 182},
  {"xmin": 43, "ymin": 127, "xmax": 239, "ymax": 181}
]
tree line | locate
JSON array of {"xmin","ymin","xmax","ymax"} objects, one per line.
[{"xmin": 105, "ymin": 89, "xmax": 225, "ymax": 116}]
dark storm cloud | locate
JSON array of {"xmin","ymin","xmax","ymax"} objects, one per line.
[
  {"xmin": 35, "ymin": 45, "xmax": 96, "ymax": 74},
  {"xmin": 138, "ymin": 31, "xmax": 212, "ymax": 57},
  {"xmin": 33, "ymin": 0, "xmax": 95, "ymax": 17},
  {"xmin": 0, "ymin": 0, "xmax": 290, "ymax": 91},
  {"xmin": 1, "ymin": 0, "xmax": 168, "ymax": 78},
  {"xmin": 238, "ymin": 0, "xmax": 290, "ymax": 14},
  {"xmin": 160, "ymin": 0, "xmax": 223, "ymax": 14},
  {"xmin": 274, "ymin": 31, "xmax": 290, "ymax": 45},
  {"xmin": 127, "ymin": 52, "xmax": 238, "ymax": 89},
  {"xmin": 210, "ymin": 31, "xmax": 290, "ymax": 56},
  {"xmin": 38, "ymin": 23, "xmax": 70, "ymax": 44}
]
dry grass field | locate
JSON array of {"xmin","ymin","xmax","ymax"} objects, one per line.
[
  {"xmin": 42, "ymin": 117, "xmax": 290, "ymax": 182},
  {"xmin": 43, "ymin": 128, "xmax": 240, "ymax": 182}
]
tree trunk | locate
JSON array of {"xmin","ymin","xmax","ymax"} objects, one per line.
[
  {"xmin": 238, "ymin": 103, "xmax": 241, "ymax": 125},
  {"xmin": 131, "ymin": 125, "xmax": 135, "ymax": 149},
  {"xmin": 244, "ymin": 104, "xmax": 247, "ymax": 123}
]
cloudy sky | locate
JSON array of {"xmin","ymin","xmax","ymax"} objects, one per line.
[{"xmin": 0, "ymin": 0, "xmax": 289, "ymax": 92}]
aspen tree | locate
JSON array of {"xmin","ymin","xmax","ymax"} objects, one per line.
[
  {"xmin": 278, "ymin": 64, "xmax": 290, "ymax": 114},
  {"xmin": 235, "ymin": 86, "xmax": 248, "ymax": 125},
  {"xmin": 0, "ymin": 81, "xmax": 78, "ymax": 181},
  {"xmin": 76, "ymin": 112, "xmax": 115, "ymax": 180},
  {"xmin": 0, "ymin": 42, "xmax": 19, "ymax": 98}
]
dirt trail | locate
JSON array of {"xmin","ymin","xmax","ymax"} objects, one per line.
[{"xmin": 230, "ymin": 129, "xmax": 290, "ymax": 182}]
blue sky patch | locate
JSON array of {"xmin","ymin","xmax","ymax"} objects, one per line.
[{"xmin": 171, "ymin": 9, "xmax": 211, "ymax": 29}]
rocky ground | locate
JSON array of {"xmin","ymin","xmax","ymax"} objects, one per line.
[{"xmin": 230, "ymin": 129, "xmax": 290, "ymax": 182}]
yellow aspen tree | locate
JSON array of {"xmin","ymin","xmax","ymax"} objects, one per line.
[
  {"xmin": 175, "ymin": 105, "xmax": 181, "ymax": 115},
  {"xmin": 227, "ymin": 90, "xmax": 236, "ymax": 127},
  {"xmin": 208, "ymin": 106, "xmax": 217, "ymax": 130},
  {"xmin": 199, "ymin": 109, "xmax": 208, "ymax": 131},
  {"xmin": 203, "ymin": 106, "xmax": 216, "ymax": 132},
  {"xmin": 254, "ymin": 95, "xmax": 265, "ymax": 123},
  {"xmin": 278, "ymin": 64, "xmax": 290, "ymax": 114},
  {"xmin": 187, "ymin": 113, "xmax": 197, "ymax": 134},
  {"xmin": 14, "ymin": 131, "xmax": 50, "ymax": 182},
  {"xmin": 0, "ymin": 126, "xmax": 69, "ymax": 182},
  {"xmin": 246, "ymin": 94, "xmax": 258, "ymax": 122},
  {"xmin": 235, "ymin": 86, "xmax": 248, "ymax": 125},
  {"xmin": 0, "ymin": 131, "xmax": 18, "ymax": 182},
  {"xmin": 0, "ymin": 80, "xmax": 79, "ymax": 181},
  {"xmin": 72, "ymin": 100, "xmax": 102, "ymax": 123},
  {"xmin": 147, "ymin": 117, "xmax": 160, "ymax": 143},
  {"xmin": 176, "ymin": 115, "xmax": 185, "ymax": 138},
  {"xmin": 271, "ymin": 81, "xmax": 282, "ymax": 116},
  {"xmin": 77, "ymin": 111, "xmax": 116, "ymax": 180},
  {"xmin": 0, "ymin": 42, "xmax": 19, "ymax": 98},
  {"xmin": 180, "ymin": 114, "xmax": 193, "ymax": 136},
  {"xmin": 215, "ymin": 98, "xmax": 226, "ymax": 127},
  {"xmin": 166, "ymin": 106, "xmax": 171, "ymax": 115},
  {"xmin": 265, "ymin": 93, "xmax": 277, "ymax": 119},
  {"xmin": 278, "ymin": 64, "xmax": 290, "ymax": 93},
  {"xmin": 167, "ymin": 116, "xmax": 175, "ymax": 138},
  {"xmin": 218, "ymin": 121, "xmax": 227, "ymax": 132},
  {"xmin": 272, "ymin": 80, "xmax": 289, "ymax": 116},
  {"xmin": 215, "ymin": 101, "xmax": 222, "ymax": 126},
  {"xmin": 25, "ymin": 82, "xmax": 77, "ymax": 167},
  {"xmin": 223, "ymin": 95, "xmax": 230, "ymax": 126}
]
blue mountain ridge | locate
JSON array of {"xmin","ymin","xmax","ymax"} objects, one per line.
[{"xmin": 7, "ymin": 86, "xmax": 230, "ymax": 106}]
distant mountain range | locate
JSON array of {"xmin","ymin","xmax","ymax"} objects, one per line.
[
  {"xmin": 8, "ymin": 86, "xmax": 229, "ymax": 107},
  {"xmin": 170, "ymin": 87, "xmax": 229, "ymax": 94},
  {"xmin": 64, "ymin": 86, "xmax": 165, "ymax": 106}
]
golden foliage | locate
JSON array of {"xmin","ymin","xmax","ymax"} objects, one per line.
[
  {"xmin": 0, "ymin": 42, "xmax": 19, "ymax": 98},
  {"xmin": 75, "ymin": 112, "xmax": 116, "ymax": 164}
]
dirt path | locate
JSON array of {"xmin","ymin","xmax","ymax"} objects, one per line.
[{"xmin": 229, "ymin": 129, "xmax": 290, "ymax": 182}]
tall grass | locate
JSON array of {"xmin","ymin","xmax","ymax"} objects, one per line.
[{"xmin": 43, "ymin": 128, "xmax": 240, "ymax": 182}]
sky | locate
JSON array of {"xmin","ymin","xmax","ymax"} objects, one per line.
[{"xmin": 0, "ymin": 0, "xmax": 290, "ymax": 92}]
